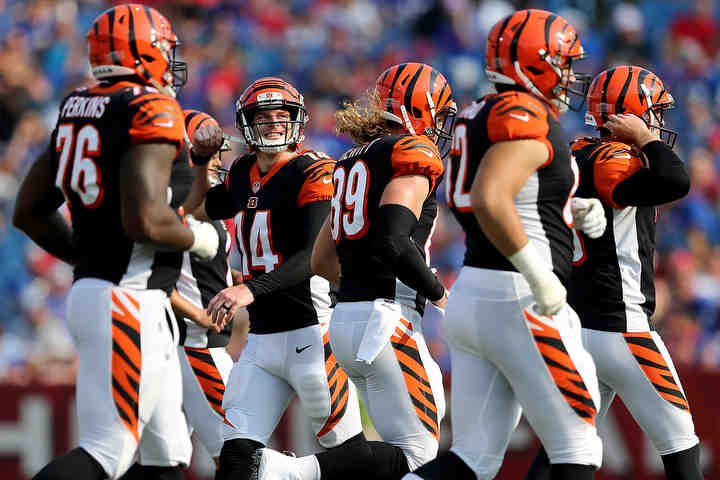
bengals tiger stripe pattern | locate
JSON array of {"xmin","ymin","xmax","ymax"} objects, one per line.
[
  {"xmin": 391, "ymin": 318, "xmax": 439, "ymax": 439},
  {"xmin": 184, "ymin": 347, "xmax": 226, "ymax": 417},
  {"xmin": 524, "ymin": 310, "xmax": 596, "ymax": 425},
  {"xmin": 110, "ymin": 290, "xmax": 142, "ymax": 441},
  {"xmin": 624, "ymin": 332, "xmax": 690, "ymax": 411},
  {"xmin": 317, "ymin": 331, "xmax": 350, "ymax": 438}
]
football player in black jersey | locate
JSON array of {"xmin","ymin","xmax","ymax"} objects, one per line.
[
  {"xmin": 253, "ymin": 62, "xmax": 455, "ymax": 480},
  {"xmin": 408, "ymin": 10, "xmax": 606, "ymax": 480},
  {"xmin": 13, "ymin": 4, "xmax": 220, "ymax": 480},
  {"xmin": 526, "ymin": 67, "xmax": 701, "ymax": 480},
  {"xmin": 182, "ymin": 78, "xmax": 364, "ymax": 480}
]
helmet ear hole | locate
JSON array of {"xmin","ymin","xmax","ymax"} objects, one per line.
[
  {"xmin": 412, "ymin": 106, "xmax": 422, "ymax": 117},
  {"xmin": 526, "ymin": 66, "xmax": 543, "ymax": 75},
  {"xmin": 141, "ymin": 54, "xmax": 154, "ymax": 62}
]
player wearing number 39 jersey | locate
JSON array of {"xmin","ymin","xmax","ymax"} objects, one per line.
[
  {"xmin": 183, "ymin": 77, "xmax": 364, "ymax": 480},
  {"xmin": 410, "ymin": 10, "xmax": 603, "ymax": 480},
  {"xmin": 12, "ymin": 4, "xmax": 222, "ymax": 480},
  {"xmin": 252, "ymin": 62, "xmax": 457, "ymax": 480}
]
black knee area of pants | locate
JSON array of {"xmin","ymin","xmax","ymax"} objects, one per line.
[
  {"xmin": 412, "ymin": 451, "xmax": 475, "ymax": 480},
  {"xmin": 315, "ymin": 435, "xmax": 408, "ymax": 480},
  {"xmin": 661, "ymin": 444, "xmax": 703, "ymax": 480},
  {"xmin": 525, "ymin": 446, "xmax": 551, "ymax": 480},
  {"xmin": 32, "ymin": 447, "xmax": 105, "ymax": 480},
  {"xmin": 366, "ymin": 441, "xmax": 410, "ymax": 480},
  {"xmin": 549, "ymin": 463, "xmax": 595, "ymax": 480},
  {"xmin": 119, "ymin": 464, "xmax": 183, "ymax": 480},
  {"xmin": 216, "ymin": 438, "xmax": 264, "ymax": 480},
  {"xmin": 316, "ymin": 433, "xmax": 373, "ymax": 479}
]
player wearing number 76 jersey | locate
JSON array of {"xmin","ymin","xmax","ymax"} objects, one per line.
[
  {"xmin": 12, "ymin": 4, "xmax": 221, "ymax": 480},
  {"xmin": 182, "ymin": 77, "xmax": 365, "ymax": 480}
]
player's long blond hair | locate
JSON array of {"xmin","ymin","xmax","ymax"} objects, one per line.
[{"xmin": 335, "ymin": 90, "xmax": 394, "ymax": 144}]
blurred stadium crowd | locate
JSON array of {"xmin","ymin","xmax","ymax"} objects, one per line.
[{"xmin": 2, "ymin": 0, "xmax": 720, "ymax": 384}]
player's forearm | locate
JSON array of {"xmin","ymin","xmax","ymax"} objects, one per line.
[
  {"xmin": 245, "ymin": 201, "xmax": 329, "ymax": 296},
  {"xmin": 129, "ymin": 203, "xmax": 195, "ymax": 251},
  {"xmin": 182, "ymin": 165, "xmax": 212, "ymax": 220},
  {"xmin": 613, "ymin": 140, "xmax": 690, "ymax": 207},
  {"xmin": 169, "ymin": 288, "xmax": 204, "ymax": 323},
  {"xmin": 372, "ymin": 204, "xmax": 445, "ymax": 302},
  {"xmin": 13, "ymin": 211, "xmax": 76, "ymax": 265},
  {"xmin": 244, "ymin": 248, "xmax": 312, "ymax": 296}
]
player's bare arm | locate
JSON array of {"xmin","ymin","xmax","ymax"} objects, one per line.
[
  {"xmin": 470, "ymin": 139, "xmax": 548, "ymax": 256},
  {"xmin": 120, "ymin": 142, "xmax": 196, "ymax": 249},
  {"xmin": 377, "ymin": 174, "xmax": 447, "ymax": 308},
  {"xmin": 13, "ymin": 146, "xmax": 76, "ymax": 265},
  {"xmin": 182, "ymin": 122, "xmax": 225, "ymax": 220},
  {"xmin": 471, "ymin": 138, "xmax": 566, "ymax": 316},
  {"xmin": 311, "ymin": 216, "xmax": 341, "ymax": 287},
  {"xmin": 170, "ymin": 288, "xmax": 222, "ymax": 332}
]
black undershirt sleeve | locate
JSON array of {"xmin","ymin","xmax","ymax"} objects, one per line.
[
  {"xmin": 612, "ymin": 140, "xmax": 690, "ymax": 207},
  {"xmin": 372, "ymin": 204, "xmax": 445, "ymax": 302},
  {"xmin": 243, "ymin": 201, "xmax": 330, "ymax": 296}
]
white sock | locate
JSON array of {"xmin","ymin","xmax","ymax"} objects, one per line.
[{"xmin": 296, "ymin": 454, "xmax": 321, "ymax": 480}]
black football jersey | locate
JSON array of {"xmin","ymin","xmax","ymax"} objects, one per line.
[
  {"xmin": 332, "ymin": 134, "xmax": 444, "ymax": 314},
  {"xmin": 50, "ymin": 80, "xmax": 185, "ymax": 292},
  {"xmin": 205, "ymin": 149, "xmax": 335, "ymax": 334},
  {"xmin": 445, "ymin": 91, "xmax": 578, "ymax": 285},
  {"xmin": 569, "ymin": 137, "xmax": 656, "ymax": 332}
]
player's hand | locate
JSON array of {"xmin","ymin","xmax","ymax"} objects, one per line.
[
  {"xmin": 187, "ymin": 215, "xmax": 219, "ymax": 260},
  {"xmin": 571, "ymin": 197, "xmax": 606, "ymax": 239},
  {"xmin": 191, "ymin": 123, "xmax": 224, "ymax": 158},
  {"xmin": 431, "ymin": 288, "xmax": 448, "ymax": 310},
  {"xmin": 605, "ymin": 113, "xmax": 658, "ymax": 148},
  {"xmin": 207, "ymin": 284, "xmax": 255, "ymax": 329},
  {"xmin": 529, "ymin": 270, "xmax": 566, "ymax": 316},
  {"xmin": 191, "ymin": 308, "xmax": 222, "ymax": 333}
]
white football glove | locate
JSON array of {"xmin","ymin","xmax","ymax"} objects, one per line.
[
  {"xmin": 571, "ymin": 197, "xmax": 606, "ymax": 239},
  {"xmin": 186, "ymin": 215, "xmax": 219, "ymax": 260},
  {"xmin": 508, "ymin": 243, "xmax": 567, "ymax": 316}
]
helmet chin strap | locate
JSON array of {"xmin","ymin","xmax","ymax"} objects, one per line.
[{"xmin": 148, "ymin": 77, "xmax": 176, "ymax": 98}]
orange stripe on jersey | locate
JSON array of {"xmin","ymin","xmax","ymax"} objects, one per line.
[
  {"xmin": 390, "ymin": 135, "xmax": 444, "ymax": 191},
  {"xmin": 486, "ymin": 91, "xmax": 554, "ymax": 167},
  {"xmin": 391, "ymin": 323, "xmax": 439, "ymax": 440},
  {"xmin": 110, "ymin": 291, "xmax": 141, "ymax": 442},
  {"xmin": 129, "ymin": 95, "xmax": 184, "ymax": 147},
  {"xmin": 185, "ymin": 347, "xmax": 226, "ymax": 417},
  {"xmin": 591, "ymin": 141, "xmax": 643, "ymax": 209},
  {"xmin": 524, "ymin": 310, "xmax": 597, "ymax": 425},
  {"xmin": 297, "ymin": 157, "xmax": 335, "ymax": 207},
  {"xmin": 317, "ymin": 331, "xmax": 350, "ymax": 438},
  {"xmin": 624, "ymin": 333, "xmax": 690, "ymax": 411}
]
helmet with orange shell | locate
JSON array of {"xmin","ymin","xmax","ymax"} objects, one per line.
[
  {"xmin": 86, "ymin": 4, "xmax": 186, "ymax": 98},
  {"xmin": 585, "ymin": 66, "xmax": 678, "ymax": 148},
  {"xmin": 485, "ymin": 9, "xmax": 590, "ymax": 113},
  {"xmin": 235, "ymin": 77, "xmax": 308, "ymax": 153},
  {"xmin": 375, "ymin": 62, "xmax": 457, "ymax": 157}
]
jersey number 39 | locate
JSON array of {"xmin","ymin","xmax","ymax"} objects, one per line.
[{"xmin": 330, "ymin": 161, "xmax": 370, "ymax": 241}]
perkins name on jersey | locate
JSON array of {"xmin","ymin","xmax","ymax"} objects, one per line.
[{"xmin": 61, "ymin": 95, "xmax": 110, "ymax": 119}]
